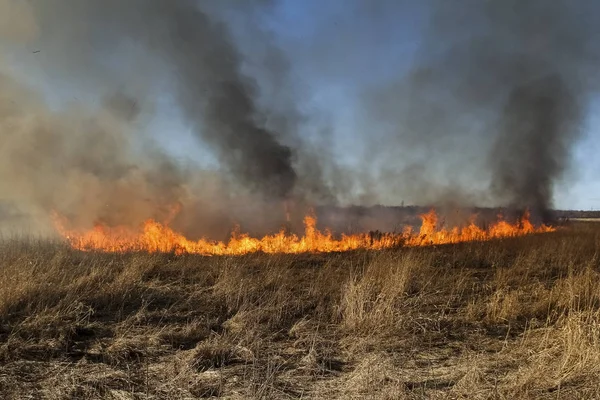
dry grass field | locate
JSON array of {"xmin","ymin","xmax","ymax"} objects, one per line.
[{"xmin": 0, "ymin": 222, "xmax": 599, "ymax": 399}]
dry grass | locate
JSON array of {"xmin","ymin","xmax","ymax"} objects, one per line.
[{"xmin": 0, "ymin": 222, "xmax": 598, "ymax": 398}]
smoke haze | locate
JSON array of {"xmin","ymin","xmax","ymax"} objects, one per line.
[
  {"xmin": 364, "ymin": 0, "xmax": 599, "ymax": 218},
  {"xmin": 0, "ymin": 0, "xmax": 598, "ymax": 235}
]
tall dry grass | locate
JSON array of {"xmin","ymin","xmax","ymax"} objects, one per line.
[{"xmin": 0, "ymin": 222, "xmax": 598, "ymax": 398}]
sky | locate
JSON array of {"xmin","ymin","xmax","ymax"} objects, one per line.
[{"xmin": 1, "ymin": 0, "xmax": 599, "ymax": 211}]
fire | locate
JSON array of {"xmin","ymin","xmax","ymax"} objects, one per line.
[{"xmin": 53, "ymin": 209, "xmax": 554, "ymax": 256}]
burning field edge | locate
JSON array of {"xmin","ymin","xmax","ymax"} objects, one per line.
[
  {"xmin": 0, "ymin": 221, "xmax": 599, "ymax": 399},
  {"xmin": 52, "ymin": 208, "xmax": 554, "ymax": 256}
]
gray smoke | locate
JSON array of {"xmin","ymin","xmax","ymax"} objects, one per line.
[
  {"xmin": 0, "ymin": 0, "xmax": 313, "ymax": 236},
  {"xmin": 1, "ymin": 0, "xmax": 599, "ymax": 237},
  {"xmin": 471, "ymin": 0, "xmax": 595, "ymax": 218},
  {"xmin": 365, "ymin": 0, "xmax": 599, "ymax": 217},
  {"xmin": 491, "ymin": 75, "xmax": 581, "ymax": 220},
  {"xmin": 94, "ymin": 0, "xmax": 297, "ymax": 199},
  {"xmin": 3, "ymin": 0, "xmax": 299, "ymax": 200},
  {"xmin": 150, "ymin": 0, "xmax": 296, "ymax": 198},
  {"xmin": 0, "ymin": 69, "xmax": 190, "ymax": 231}
]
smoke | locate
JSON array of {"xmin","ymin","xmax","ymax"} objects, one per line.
[
  {"xmin": 457, "ymin": 0, "xmax": 595, "ymax": 218},
  {"xmin": 75, "ymin": 0, "xmax": 298, "ymax": 199},
  {"xmin": 0, "ymin": 0, "xmax": 599, "ymax": 237},
  {"xmin": 1, "ymin": 0, "xmax": 301, "ymax": 196},
  {"xmin": 491, "ymin": 75, "xmax": 581, "ymax": 220},
  {"xmin": 0, "ymin": 0, "xmax": 317, "ymax": 235},
  {"xmin": 364, "ymin": 0, "xmax": 599, "ymax": 217},
  {"xmin": 0, "ymin": 70, "xmax": 190, "ymax": 231},
  {"xmin": 149, "ymin": 0, "xmax": 297, "ymax": 199}
]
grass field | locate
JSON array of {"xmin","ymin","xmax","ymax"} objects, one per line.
[{"xmin": 0, "ymin": 222, "xmax": 599, "ymax": 399}]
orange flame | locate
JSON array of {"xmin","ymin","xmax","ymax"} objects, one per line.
[{"xmin": 53, "ymin": 209, "xmax": 554, "ymax": 256}]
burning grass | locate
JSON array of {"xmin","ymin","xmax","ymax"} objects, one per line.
[
  {"xmin": 0, "ymin": 221, "xmax": 598, "ymax": 398},
  {"xmin": 53, "ymin": 209, "xmax": 554, "ymax": 255}
]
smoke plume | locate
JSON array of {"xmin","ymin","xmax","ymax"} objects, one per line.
[
  {"xmin": 0, "ymin": 70, "xmax": 189, "ymax": 231},
  {"xmin": 0, "ymin": 0, "xmax": 309, "ymax": 235},
  {"xmin": 89, "ymin": 0, "xmax": 298, "ymax": 198},
  {"xmin": 365, "ymin": 0, "xmax": 599, "ymax": 217},
  {"xmin": 0, "ymin": 0, "xmax": 599, "ymax": 236},
  {"xmin": 2, "ymin": 0, "xmax": 299, "ymax": 197},
  {"xmin": 491, "ymin": 75, "xmax": 581, "ymax": 220}
]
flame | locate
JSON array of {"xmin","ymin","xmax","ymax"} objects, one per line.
[{"xmin": 53, "ymin": 209, "xmax": 555, "ymax": 256}]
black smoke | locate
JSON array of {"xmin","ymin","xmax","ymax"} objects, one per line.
[
  {"xmin": 491, "ymin": 75, "xmax": 581, "ymax": 221},
  {"xmin": 1, "ymin": 0, "xmax": 599, "ymax": 236},
  {"xmin": 0, "ymin": 0, "xmax": 308, "ymax": 236},
  {"xmin": 4, "ymin": 0, "xmax": 299, "ymax": 201},
  {"xmin": 137, "ymin": 0, "xmax": 297, "ymax": 198},
  {"xmin": 364, "ymin": 0, "xmax": 599, "ymax": 216},
  {"xmin": 98, "ymin": 0, "xmax": 297, "ymax": 199}
]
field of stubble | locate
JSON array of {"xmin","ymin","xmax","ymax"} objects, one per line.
[{"xmin": 0, "ymin": 222, "xmax": 599, "ymax": 399}]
